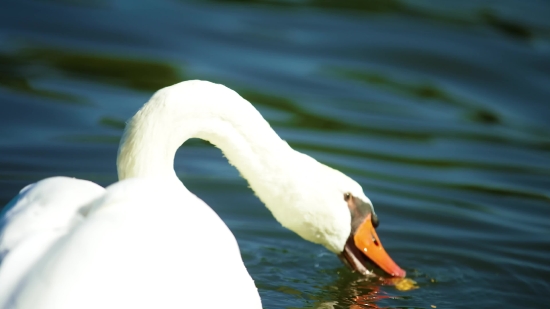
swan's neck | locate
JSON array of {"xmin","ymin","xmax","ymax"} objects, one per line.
[{"xmin": 117, "ymin": 81, "xmax": 292, "ymax": 196}]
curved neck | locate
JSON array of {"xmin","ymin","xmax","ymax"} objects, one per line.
[{"xmin": 117, "ymin": 81, "xmax": 292, "ymax": 193}]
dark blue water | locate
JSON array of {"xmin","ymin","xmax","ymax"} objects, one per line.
[{"xmin": 1, "ymin": 0, "xmax": 549, "ymax": 308}]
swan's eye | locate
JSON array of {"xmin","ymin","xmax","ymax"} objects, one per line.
[{"xmin": 344, "ymin": 193, "xmax": 351, "ymax": 201}]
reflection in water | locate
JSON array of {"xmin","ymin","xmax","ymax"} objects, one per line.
[
  {"xmin": 324, "ymin": 67, "xmax": 490, "ymax": 114},
  {"xmin": 0, "ymin": 47, "xmax": 183, "ymax": 97},
  {"xmin": 478, "ymin": 9, "xmax": 531, "ymax": 40},
  {"xmin": 0, "ymin": 52, "xmax": 82, "ymax": 103},
  {"xmin": 311, "ymin": 273, "xmax": 422, "ymax": 309},
  {"xmin": 40, "ymin": 0, "xmax": 109, "ymax": 7},
  {"xmin": 202, "ymin": 0, "xmax": 539, "ymax": 40},
  {"xmin": 22, "ymin": 48, "xmax": 183, "ymax": 92}
]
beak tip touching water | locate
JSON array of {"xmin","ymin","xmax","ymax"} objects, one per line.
[
  {"xmin": 354, "ymin": 214, "xmax": 406, "ymax": 277},
  {"xmin": 343, "ymin": 195, "xmax": 405, "ymax": 277},
  {"xmin": 389, "ymin": 266, "xmax": 407, "ymax": 278},
  {"xmin": 340, "ymin": 213, "xmax": 406, "ymax": 277}
]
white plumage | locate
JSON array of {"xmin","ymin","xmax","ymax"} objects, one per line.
[{"xmin": 0, "ymin": 80, "xmax": 373, "ymax": 309}]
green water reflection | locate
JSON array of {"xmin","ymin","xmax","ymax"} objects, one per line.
[
  {"xmin": 201, "ymin": 0, "xmax": 538, "ymax": 40},
  {"xmin": 0, "ymin": 47, "xmax": 183, "ymax": 99},
  {"xmin": 0, "ymin": 52, "xmax": 82, "ymax": 103}
]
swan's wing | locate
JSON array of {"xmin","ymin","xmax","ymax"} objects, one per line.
[
  {"xmin": 4, "ymin": 177, "xmax": 261, "ymax": 309},
  {"xmin": 0, "ymin": 177, "xmax": 105, "ymax": 307}
]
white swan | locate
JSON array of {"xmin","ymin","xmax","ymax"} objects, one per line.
[{"xmin": 0, "ymin": 80, "xmax": 405, "ymax": 309}]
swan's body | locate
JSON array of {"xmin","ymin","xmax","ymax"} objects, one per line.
[{"xmin": 0, "ymin": 81, "xmax": 404, "ymax": 309}]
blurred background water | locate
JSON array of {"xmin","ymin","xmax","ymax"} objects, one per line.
[{"xmin": 1, "ymin": 0, "xmax": 549, "ymax": 308}]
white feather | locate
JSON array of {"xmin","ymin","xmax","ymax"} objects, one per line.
[{"xmin": 0, "ymin": 80, "xmax": 371, "ymax": 309}]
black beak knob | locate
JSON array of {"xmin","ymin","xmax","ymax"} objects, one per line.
[{"xmin": 371, "ymin": 214, "xmax": 379, "ymax": 228}]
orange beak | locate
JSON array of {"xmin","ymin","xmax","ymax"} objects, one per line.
[{"xmin": 353, "ymin": 214, "xmax": 406, "ymax": 277}]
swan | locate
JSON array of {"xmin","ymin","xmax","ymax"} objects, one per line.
[{"xmin": 0, "ymin": 80, "xmax": 405, "ymax": 309}]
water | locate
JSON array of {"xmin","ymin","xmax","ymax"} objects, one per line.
[{"xmin": 1, "ymin": 0, "xmax": 549, "ymax": 308}]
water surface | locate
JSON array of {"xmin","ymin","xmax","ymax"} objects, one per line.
[{"xmin": 1, "ymin": 0, "xmax": 549, "ymax": 308}]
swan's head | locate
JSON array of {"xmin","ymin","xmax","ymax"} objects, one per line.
[
  {"xmin": 337, "ymin": 191, "xmax": 406, "ymax": 277},
  {"xmin": 266, "ymin": 154, "xmax": 405, "ymax": 277}
]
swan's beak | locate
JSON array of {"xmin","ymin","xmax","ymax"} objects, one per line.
[
  {"xmin": 338, "ymin": 213, "xmax": 406, "ymax": 277},
  {"xmin": 353, "ymin": 214, "xmax": 406, "ymax": 277}
]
